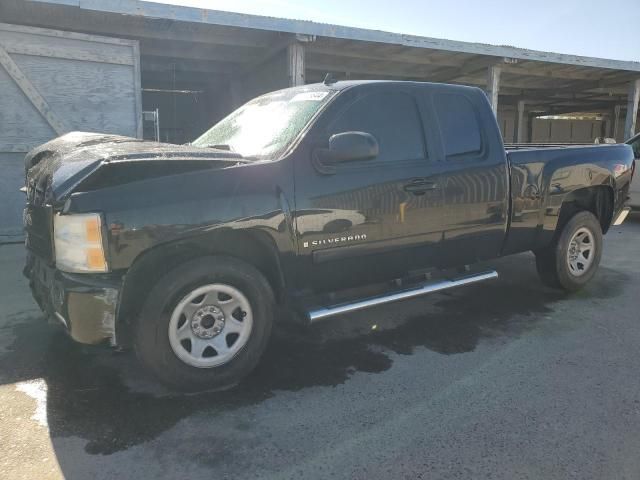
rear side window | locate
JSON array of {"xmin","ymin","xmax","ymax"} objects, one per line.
[
  {"xmin": 329, "ymin": 91, "xmax": 426, "ymax": 163},
  {"xmin": 434, "ymin": 93, "xmax": 483, "ymax": 159}
]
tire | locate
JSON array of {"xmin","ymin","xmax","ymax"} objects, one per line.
[
  {"xmin": 534, "ymin": 211, "xmax": 603, "ymax": 292},
  {"xmin": 134, "ymin": 256, "xmax": 274, "ymax": 391}
]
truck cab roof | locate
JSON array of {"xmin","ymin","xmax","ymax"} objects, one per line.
[{"xmin": 283, "ymin": 79, "xmax": 484, "ymax": 94}]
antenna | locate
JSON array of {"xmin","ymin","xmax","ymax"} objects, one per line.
[{"xmin": 323, "ymin": 73, "xmax": 337, "ymax": 85}]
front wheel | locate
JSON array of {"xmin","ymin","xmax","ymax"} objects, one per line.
[
  {"xmin": 534, "ymin": 211, "xmax": 603, "ymax": 292},
  {"xmin": 134, "ymin": 256, "xmax": 274, "ymax": 391}
]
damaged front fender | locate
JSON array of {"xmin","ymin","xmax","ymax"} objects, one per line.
[
  {"xmin": 27, "ymin": 253, "xmax": 123, "ymax": 346},
  {"xmin": 66, "ymin": 286, "xmax": 120, "ymax": 345}
]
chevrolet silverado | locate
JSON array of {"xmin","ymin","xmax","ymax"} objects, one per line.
[{"xmin": 23, "ymin": 80, "xmax": 635, "ymax": 390}]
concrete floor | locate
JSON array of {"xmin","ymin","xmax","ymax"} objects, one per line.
[{"xmin": 1, "ymin": 215, "xmax": 640, "ymax": 480}]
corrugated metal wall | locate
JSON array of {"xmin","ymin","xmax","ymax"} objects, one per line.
[{"xmin": 0, "ymin": 23, "xmax": 141, "ymax": 242}]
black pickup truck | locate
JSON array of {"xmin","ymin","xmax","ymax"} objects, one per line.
[{"xmin": 24, "ymin": 80, "xmax": 635, "ymax": 390}]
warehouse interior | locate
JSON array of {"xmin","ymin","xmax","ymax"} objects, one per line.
[{"xmin": 0, "ymin": 0, "xmax": 639, "ymax": 239}]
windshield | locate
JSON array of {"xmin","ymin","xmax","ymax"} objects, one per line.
[{"xmin": 192, "ymin": 88, "xmax": 334, "ymax": 160}]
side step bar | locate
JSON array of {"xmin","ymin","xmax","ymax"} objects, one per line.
[{"xmin": 308, "ymin": 270, "xmax": 499, "ymax": 323}]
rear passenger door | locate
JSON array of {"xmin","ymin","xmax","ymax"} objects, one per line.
[
  {"xmin": 293, "ymin": 84, "xmax": 444, "ymax": 291},
  {"xmin": 425, "ymin": 88, "xmax": 510, "ymax": 265}
]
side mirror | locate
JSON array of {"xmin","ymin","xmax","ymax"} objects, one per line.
[{"xmin": 327, "ymin": 131, "xmax": 378, "ymax": 163}]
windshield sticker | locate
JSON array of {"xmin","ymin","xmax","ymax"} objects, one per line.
[{"xmin": 291, "ymin": 91, "xmax": 329, "ymax": 102}]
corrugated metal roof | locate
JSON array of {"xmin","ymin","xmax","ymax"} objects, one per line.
[{"xmin": 28, "ymin": 0, "xmax": 640, "ymax": 72}]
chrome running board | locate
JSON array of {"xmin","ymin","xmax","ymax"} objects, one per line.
[{"xmin": 308, "ymin": 270, "xmax": 499, "ymax": 323}]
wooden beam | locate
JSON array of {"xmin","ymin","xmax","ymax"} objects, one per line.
[
  {"xmin": 0, "ymin": 21, "xmax": 136, "ymax": 46},
  {"xmin": 501, "ymin": 63, "xmax": 632, "ymax": 82},
  {"xmin": 0, "ymin": 37, "xmax": 135, "ymax": 66},
  {"xmin": 306, "ymin": 44, "xmax": 462, "ymax": 68},
  {"xmin": 139, "ymin": 39, "xmax": 262, "ymax": 64},
  {"xmin": 237, "ymin": 35, "xmax": 295, "ymax": 77},
  {"xmin": 542, "ymin": 103, "xmax": 618, "ymax": 116},
  {"xmin": 456, "ymin": 68, "xmax": 632, "ymax": 96},
  {"xmin": 524, "ymin": 92, "xmax": 622, "ymax": 109},
  {"xmin": 288, "ymin": 42, "xmax": 305, "ymax": 86},
  {"xmin": 306, "ymin": 67, "xmax": 423, "ymax": 82},
  {"xmin": 306, "ymin": 61, "xmax": 424, "ymax": 80},
  {"xmin": 428, "ymin": 56, "xmax": 498, "ymax": 83},
  {"xmin": 141, "ymin": 56, "xmax": 236, "ymax": 75},
  {"xmin": 548, "ymin": 75, "xmax": 632, "ymax": 94},
  {"xmin": 623, "ymin": 78, "xmax": 640, "ymax": 140},
  {"xmin": 0, "ymin": 42, "xmax": 68, "ymax": 135},
  {"xmin": 486, "ymin": 65, "xmax": 501, "ymax": 114},
  {"xmin": 306, "ymin": 51, "xmax": 443, "ymax": 79},
  {"xmin": 0, "ymin": 16, "xmax": 270, "ymax": 49}
]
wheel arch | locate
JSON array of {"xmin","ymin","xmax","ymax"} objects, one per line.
[
  {"xmin": 116, "ymin": 229, "xmax": 286, "ymax": 347},
  {"xmin": 556, "ymin": 184, "xmax": 614, "ymax": 235}
]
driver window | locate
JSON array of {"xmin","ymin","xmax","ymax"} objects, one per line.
[{"xmin": 328, "ymin": 91, "xmax": 426, "ymax": 163}]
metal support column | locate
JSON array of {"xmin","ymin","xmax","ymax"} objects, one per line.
[
  {"xmin": 486, "ymin": 65, "xmax": 501, "ymax": 115},
  {"xmin": 623, "ymin": 78, "xmax": 640, "ymax": 140}
]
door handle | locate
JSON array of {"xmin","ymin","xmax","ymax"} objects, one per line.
[{"xmin": 403, "ymin": 179, "xmax": 438, "ymax": 195}]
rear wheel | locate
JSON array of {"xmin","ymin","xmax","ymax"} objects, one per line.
[
  {"xmin": 534, "ymin": 211, "xmax": 603, "ymax": 292},
  {"xmin": 134, "ymin": 256, "xmax": 274, "ymax": 391}
]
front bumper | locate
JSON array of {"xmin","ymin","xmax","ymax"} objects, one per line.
[{"xmin": 25, "ymin": 252, "xmax": 122, "ymax": 345}]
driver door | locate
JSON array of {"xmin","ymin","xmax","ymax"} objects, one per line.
[{"xmin": 292, "ymin": 84, "xmax": 444, "ymax": 292}]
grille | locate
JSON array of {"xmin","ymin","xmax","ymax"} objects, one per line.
[
  {"xmin": 26, "ymin": 174, "xmax": 52, "ymax": 207},
  {"xmin": 25, "ymin": 166, "xmax": 54, "ymax": 262},
  {"xmin": 24, "ymin": 205, "xmax": 54, "ymax": 262}
]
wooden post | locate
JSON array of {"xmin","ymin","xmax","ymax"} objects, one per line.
[
  {"xmin": 287, "ymin": 42, "xmax": 305, "ymax": 87},
  {"xmin": 527, "ymin": 112, "xmax": 537, "ymax": 143},
  {"xmin": 486, "ymin": 65, "xmax": 501, "ymax": 115},
  {"xmin": 612, "ymin": 104, "xmax": 622, "ymax": 141},
  {"xmin": 623, "ymin": 78, "xmax": 640, "ymax": 140},
  {"xmin": 514, "ymin": 100, "xmax": 526, "ymax": 143},
  {"xmin": 603, "ymin": 114, "xmax": 612, "ymax": 138}
]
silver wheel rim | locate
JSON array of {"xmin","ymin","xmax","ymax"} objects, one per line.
[
  {"xmin": 567, "ymin": 227, "xmax": 595, "ymax": 277},
  {"xmin": 168, "ymin": 284, "xmax": 253, "ymax": 368}
]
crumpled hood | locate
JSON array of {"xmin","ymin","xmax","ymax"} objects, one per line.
[{"xmin": 24, "ymin": 132, "xmax": 244, "ymax": 205}]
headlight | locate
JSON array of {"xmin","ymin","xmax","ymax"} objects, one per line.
[{"xmin": 54, "ymin": 213, "xmax": 108, "ymax": 273}]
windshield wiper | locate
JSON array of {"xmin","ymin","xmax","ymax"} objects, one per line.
[
  {"xmin": 205, "ymin": 144, "xmax": 233, "ymax": 151},
  {"xmin": 200, "ymin": 144, "xmax": 262, "ymax": 162}
]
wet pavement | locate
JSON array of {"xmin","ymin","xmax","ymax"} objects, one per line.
[{"xmin": 2, "ymin": 215, "xmax": 640, "ymax": 479}]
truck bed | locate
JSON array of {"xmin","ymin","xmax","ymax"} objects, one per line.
[{"xmin": 502, "ymin": 142, "xmax": 633, "ymax": 256}]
